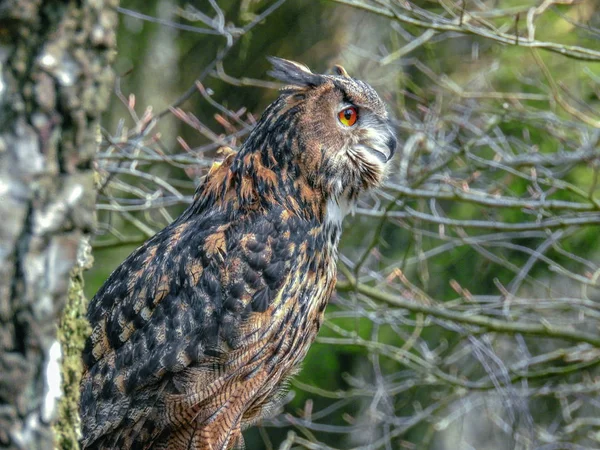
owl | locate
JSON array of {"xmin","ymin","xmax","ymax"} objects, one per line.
[{"xmin": 79, "ymin": 58, "xmax": 396, "ymax": 450}]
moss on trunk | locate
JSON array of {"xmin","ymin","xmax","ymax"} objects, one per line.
[{"xmin": 54, "ymin": 239, "xmax": 94, "ymax": 450}]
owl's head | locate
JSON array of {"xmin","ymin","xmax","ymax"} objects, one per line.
[{"xmin": 239, "ymin": 58, "xmax": 396, "ymax": 212}]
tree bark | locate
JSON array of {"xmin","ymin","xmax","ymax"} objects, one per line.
[{"xmin": 0, "ymin": 1, "xmax": 118, "ymax": 448}]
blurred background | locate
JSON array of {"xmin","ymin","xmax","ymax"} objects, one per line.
[{"xmin": 87, "ymin": 1, "xmax": 600, "ymax": 448}]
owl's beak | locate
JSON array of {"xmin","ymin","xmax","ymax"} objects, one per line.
[
  {"xmin": 385, "ymin": 135, "xmax": 397, "ymax": 162},
  {"xmin": 357, "ymin": 120, "xmax": 397, "ymax": 164},
  {"xmin": 367, "ymin": 130, "xmax": 396, "ymax": 163}
]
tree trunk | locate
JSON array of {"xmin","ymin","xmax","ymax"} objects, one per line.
[{"xmin": 0, "ymin": 1, "xmax": 118, "ymax": 449}]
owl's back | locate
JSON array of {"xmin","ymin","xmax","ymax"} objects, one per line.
[{"xmin": 80, "ymin": 184, "xmax": 339, "ymax": 449}]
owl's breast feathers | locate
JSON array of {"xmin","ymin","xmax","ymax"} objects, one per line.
[{"xmin": 80, "ymin": 149, "xmax": 341, "ymax": 449}]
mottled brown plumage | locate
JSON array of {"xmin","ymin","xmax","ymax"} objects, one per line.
[{"xmin": 79, "ymin": 58, "xmax": 396, "ymax": 449}]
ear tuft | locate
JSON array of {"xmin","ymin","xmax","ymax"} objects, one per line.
[
  {"xmin": 267, "ymin": 57, "xmax": 325, "ymax": 88},
  {"xmin": 333, "ymin": 64, "xmax": 350, "ymax": 78}
]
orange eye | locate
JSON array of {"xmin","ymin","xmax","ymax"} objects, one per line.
[{"xmin": 338, "ymin": 106, "xmax": 358, "ymax": 127}]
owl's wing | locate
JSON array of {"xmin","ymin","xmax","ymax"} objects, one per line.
[
  {"xmin": 80, "ymin": 205, "xmax": 298, "ymax": 449},
  {"xmin": 80, "ymin": 213, "xmax": 220, "ymax": 448}
]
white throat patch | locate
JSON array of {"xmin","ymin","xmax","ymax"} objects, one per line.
[{"xmin": 325, "ymin": 196, "xmax": 354, "ymax": 229}]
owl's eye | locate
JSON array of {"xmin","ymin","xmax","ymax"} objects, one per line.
[{"xmin": 338, "ymin": 106, "xmax": 358, "ymax": 127}]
